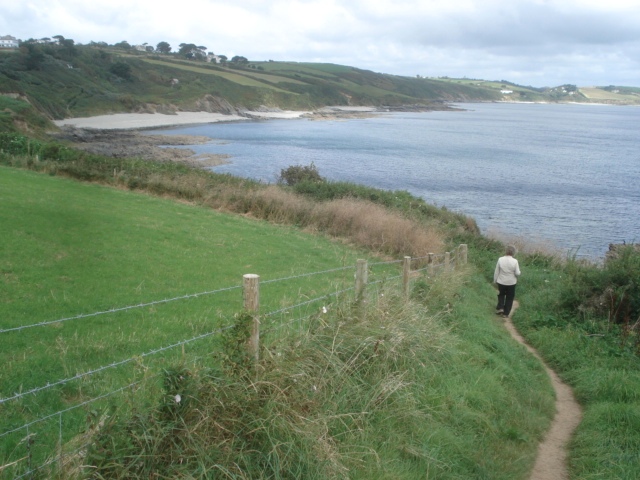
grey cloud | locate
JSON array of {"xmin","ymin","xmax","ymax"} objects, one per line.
[{"xmin": 2, "ymin": 0, "xmax": 639, "ymax": 87}]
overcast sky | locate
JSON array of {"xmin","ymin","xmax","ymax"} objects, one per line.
[{"xmin": 3, "ymin": 0, "xmax": 639, "ymax": 87}]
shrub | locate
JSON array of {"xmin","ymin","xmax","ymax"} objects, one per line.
[
  {"xmin": 109, "ymin": 61, "xmax": 132, "ymax": 80},
  {"xmin": 0, "ymin": 132, "xmax": 47, "ymax": 157},
  {"xmin": 562, "ymin": 246, "xmax": 640, "ymax": 325},
  {"xmin": 277, "ymin": 162, "xmax": 325, "ymax": 186}
]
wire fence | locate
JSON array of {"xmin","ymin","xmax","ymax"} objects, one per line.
[{"xmin": 0, "ymin": 246, "xmax": 466, "ymax": 479}]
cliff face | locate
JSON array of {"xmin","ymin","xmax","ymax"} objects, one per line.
[
  {"xmin": 131, "ymin": 95, "xmax": 239, "ymax": 116},
  {"xmin": 190, "ymin": 95, "xmax": 239, "ymax": 115}
]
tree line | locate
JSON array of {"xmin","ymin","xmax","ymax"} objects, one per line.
[{"xmin": 19, "ymin": 35, "xmax": 251, "ymax": 65}]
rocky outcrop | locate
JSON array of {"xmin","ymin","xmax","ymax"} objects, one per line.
[
  {"xmin": 52, "ymin": 127, "xmax": 230, "ymax": 167},
  {"xmin": 133, "ymin": 103, "xmax": 178, "ymax": 115},
  {"xmin": 188, "ymin": 95, "xmax": 239, "ymax": 115}
]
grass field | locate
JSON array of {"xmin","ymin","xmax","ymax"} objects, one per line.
[
  {"xmin": 579, "ymin": 87, "xmax": 640, "ymax": 102},
  {"xmin": 0, "ymin": 166, "xmax": 394, "ymax": 472},
  {"xmin": 140, "ymin": 58, "xmax": 304, "ymax": 92}
]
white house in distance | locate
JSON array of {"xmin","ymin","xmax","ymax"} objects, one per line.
[
  {"xmin": 206, "ymin": 53, "xmax": 222, "ymax": 63},
  {"xmin": 0, "ymin": 35, "xmax": 20, "ymax": 48}
]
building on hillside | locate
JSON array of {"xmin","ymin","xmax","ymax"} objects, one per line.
[
  {"xmin": 0, "ymin": 35, "xmax": 20, "ymax": 48},
  {"xmin": 206, "ymin": 53, "xmax": 222, "ymax": 63}
]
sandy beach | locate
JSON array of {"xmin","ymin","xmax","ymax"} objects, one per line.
[{"xmin": 53, "ymin": 110, "xmax": 311, "ymax": 130}]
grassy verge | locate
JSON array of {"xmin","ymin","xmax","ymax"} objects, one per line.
[
  {"xmin": 0, "ymin": 132, "xmax": 464, "ymax": 259},
  {"xmin": 81, "ymin": 264, "xmax": 553, "ymax": 479}
]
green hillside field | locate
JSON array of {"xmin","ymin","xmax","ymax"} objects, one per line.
[{"xmin": 0, "ymin": 166, "xmax": 557, "ymax": 479}]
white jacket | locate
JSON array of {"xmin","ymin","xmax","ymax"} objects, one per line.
[{"xmin": 494, "ymin": 255, "xmax": 521, "ymax": 285}]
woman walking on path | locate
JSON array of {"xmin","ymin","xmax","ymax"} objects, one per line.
[{"xmin": 494, "ymin": 245, "xmax": 521, "ymax": 318}]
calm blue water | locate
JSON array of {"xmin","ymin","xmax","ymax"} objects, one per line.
[{"xmin": 151, "ymin": 103, "xmax": 640, "ymax": 259}]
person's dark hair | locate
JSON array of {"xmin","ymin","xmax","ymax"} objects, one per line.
[{"xmin": 506, "ymin": 245, "xmax": 517, "ymax": 256}]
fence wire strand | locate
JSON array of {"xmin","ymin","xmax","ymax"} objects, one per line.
[
  {"xmin": 368, "ymin": 259, "xmax": 404, "ymax": 266},
  {"xmin": 0, "ymin": 379, "xmax": 146, "ymax": 439},
  {"xmin": 261, "ymin": 265, "xmax": 354, "ymax": 285},
  {"xmin": 0, "ymin": 325, "xmax": 233, "ymax": 405},
  {"xmin": 0, "ymin": 285, "xmax": 242, "ymax": 335},
  {"xmin": 261, "ymin": 286, "xmax": 356, "ymax": 334},
  {"xmin": 2, "ymin": 264, "xmax": 357, "ymax": 335},
  {"xmin": 263, "ymin": 286, "xmax": 355, "ymax": 320}
]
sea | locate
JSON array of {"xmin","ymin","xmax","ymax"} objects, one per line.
[{"xmin": 150, "ymin": 102, "xmax": 640, "ymax": 260}]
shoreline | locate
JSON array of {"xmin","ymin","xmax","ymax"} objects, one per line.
[
  {"xmin": 50, "ymin": 108, "xmax": 389, "ymax": 168},
  {"xmin": 50, "ymin": 104, "xmax": 460, "ymax": 131},
  {"xmin": 52, "ymin": 107, "xmax": 393, "ymax": 131}
]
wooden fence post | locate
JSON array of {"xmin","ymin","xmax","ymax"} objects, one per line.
[
  {"xmin": 243, "ymin": 274, "xmax": 260, "ymax": 362},
  {"xmin": 355, "ymin": 259, "xmax": 368, "ymax": 302},
  {"xmin": 459, "ymin": 244, "xmax": 468, "ymax": 265},
  {"xmin": 403, "ymin": 256, "xmax": 411, "ymax": 299},
  {"xmin": 428, "ymin": 253, "xmax": 435, "ymax": 277},
  {"xmin": 445, "ymin": 252, "xmax": 451, "ymax": 272}
]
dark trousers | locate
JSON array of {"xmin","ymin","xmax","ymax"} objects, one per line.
[{"xmin": 496, "ymin": 283, "xmax": 516, "ymax": 316}]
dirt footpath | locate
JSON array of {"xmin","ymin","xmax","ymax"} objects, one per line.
[{"xmin": 503, "ymin": 303, "xmax": 583, "ymax": 480}]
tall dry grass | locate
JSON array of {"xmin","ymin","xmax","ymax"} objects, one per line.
[
  {"xmin": 196, "ymin": 182, "xmax": 444, "ymax": 258},
  {"xmin": 311, "ymin": 197, "xmax": 443, "ymax": 257}
]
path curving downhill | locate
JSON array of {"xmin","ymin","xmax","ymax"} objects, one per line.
[{"xmin": 502, "ymin": 302, "xmax": 583, "ymax": 480}]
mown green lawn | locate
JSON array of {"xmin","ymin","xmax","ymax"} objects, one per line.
[{"xmin": 0, "ymin": 167, "xmax": 385, "ymax": 465}]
